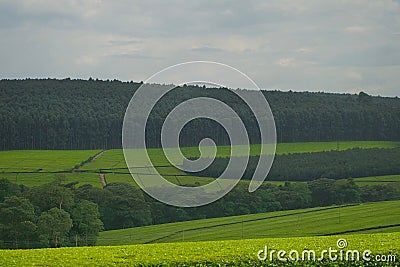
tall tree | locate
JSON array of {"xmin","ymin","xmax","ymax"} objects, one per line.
[
  {"xmin": 0, "ymin": 178, "xmax": 21, "ymax": 202},
  {"xmin": 0, "ymin": 196, "xmax": 37, "ymax": 248},
  {"xmin": 103, "ymin": 183, "xmax": 152, "ymax": 230},
  {"xmin": 70, "ymin": 200, "xmax": 103, "ymax": 246},
  {"xmin": 26, "ymin": 181, "xmax": 74, "ymax": 212},
  {"xmin": 37, "ymin": 207, "xmax": 72, "ymax": 247}
]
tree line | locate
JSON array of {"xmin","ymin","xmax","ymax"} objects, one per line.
[
  {"xmin": 0, "ymin": 79, "xmax": 399, "ymax": 150},
  {"xmin": 1, "ymin": 175, "xmax": 399, "ymax": 248},
  {"xmin": 189, "ymin": 148, "xmax": 400, "ymax": 181}
]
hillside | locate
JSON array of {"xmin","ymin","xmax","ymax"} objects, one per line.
[
  {"xmin": 97, "ymin": 200, "xmax": 400, "ymax": 245},
  {"xmin": 1, "ymin": 79, "xmax": 399, "ymax": 150}
]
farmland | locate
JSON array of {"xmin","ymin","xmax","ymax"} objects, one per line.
[
  {"xmin": 82, "ymin": 141, "xmax": 400, "ymax": 171},
  {"xmin": 97, "ymin": 200, "xmax": 400, "ymax": 245},
  {"xmin": 0, "ymin": 150, "xmax": 101, "ymax": 172},
  {"xmin": 0, "ymin": 141, "xmax": 399, "ymax": 188},
  {"xmin": 0, "ymin": 232, "xmax": 398, "ymax": 266}
]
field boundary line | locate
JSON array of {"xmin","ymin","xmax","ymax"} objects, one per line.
[{"xmin": 321, "ymin": 223, "xmax": 400, "ymax": 236}]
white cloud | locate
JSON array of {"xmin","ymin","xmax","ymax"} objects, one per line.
[
  {"xmin": 346, "ymin": 70, "xmax": 363, "ymax": 81},
  {"xmin": 344, "ymin": 26, "xmax": 368, "ymax": 33},
  {"xmin": 276, "ymin": 58, "xmax": 296, "ymax": 67}
]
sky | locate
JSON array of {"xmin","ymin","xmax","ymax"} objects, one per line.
[{"xmin": 0, "ymin": 0, "xmax": 399, "ymax": 96}]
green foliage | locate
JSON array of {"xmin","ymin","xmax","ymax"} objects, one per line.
[
  {"xmin": 334, "ymin": 179, "xmax": 361, "ymax": 204},
  {"xmin": 2, "ymin": 233, "xmax": 398, "ymax": 266},
  {"xmin": 37, "ymin": 208, "xmax": 73, "ymax": 247},
  {"xmin": 70, "ymin": 200, "xmax": 103, "ymax": 246},
  {"xmin": 308, "ymin": 178, "xmax": 336, "ymax": 206},
  {"xmin": 25, "ymin": 180, "xmax": 74, "ymax": 211},
  {"xmin": 0, "ymin": 179, "xmax": 104, "ymax": 249},
  {"xmin": 0, "ymin": 196, "xmax": 37, "ymax": 248},
  {"xmin": 0, "ymin": 178, "xmax": 21, "ymax": 201},
  {"xmin": 102, "ymin": 183, "xmax": 152, "ymax": 229},
  {"xmin": 74, "ymin": 183, "xmax": 152, "ymax": 230},
  {"xmin": 273, "ymin": 182, "xmax": 311, "ymax": 209},
  {"xmin": 360, "ymin": 184, "xmax": 400, "ymax": 202},
  {"xmin": 308, "ymin": 178, "xmax": 359, "ymax": 206}
]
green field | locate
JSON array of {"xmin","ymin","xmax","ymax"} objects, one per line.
[
  {"xmin": 82, "ymin": 141, "xmax": 400, "ymax": 171},
  {"xmin": 0, "ymin": 150, "xmax": 101, "ymax": 172},
  {"xmin": 97, "ymin": 200, "xmax": 400, "ymax": 246},
  {"xmin": 79, "ymin": 141, "xmax": 400, "ymax": 188},
  {"xmin": 1, "ymin": 233, "xmax": 398, "ymax": 266},
  {"xmin": 1, "ymin": 141, "xmax": 399, "ymax": 188}
]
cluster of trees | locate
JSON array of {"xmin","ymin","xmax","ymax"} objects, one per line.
[
  {"xmin": 0, "ymin": 177, "xmax": 103, "ymax": 249},
  {"xmin": 0, "ymin": 79, "xmax": 399, "ymax": 150},
  {"xmin": 1, "ymin": 176, "xmax": 399, "ymax": 248},
  {"xmin": 190, "ymin": 148, "xmax": 400, "ymax": 181}
]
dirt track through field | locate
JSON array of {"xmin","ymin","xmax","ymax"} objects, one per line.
[
  {"xmin": 92, "ymin": 150, "xmax": 106, "ymax": 161},
  {"xmin": 86, "ymin": 150, "xmax": 108, "ymax": 187},
  {"xmin": 99, "ymin": 173, "xmax": 107, "ymax": 187}
]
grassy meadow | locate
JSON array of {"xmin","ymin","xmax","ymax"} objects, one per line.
[
  {"xmin": 0, "ymin": 150, "xmax": 101, "ymax": 172},
  {"xmin": 97, "ymin": 200, "xmax": 400, "ymax": 245}
]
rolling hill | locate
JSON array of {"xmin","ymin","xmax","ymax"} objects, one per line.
[{"xmin": 97, "ymin": 200, "xmax": 400, "ymax": 246}]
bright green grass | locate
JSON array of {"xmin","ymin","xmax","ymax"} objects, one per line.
[
  {"xmin": 97, "ymin": 200, "xmax": 400, "ymax": 246},
  {"xmin": 0, "ymin": 150, "xmax": 101, "ymax": 172},
  {"xmin": 82, "ymin": 141, "xmax": 400, "ymax": 172},
  {"xmin": 0, "ymin": 172, "xmax": 102, "ymax": 188},
  {"xmin": 1, "ymin": 233, "xmax": 398, "ymax": 266}
]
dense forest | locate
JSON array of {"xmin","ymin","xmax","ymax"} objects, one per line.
[
  {"xmin": 189, "ymin": 148, "xmax": 400, "ymax": 181},
  {"xmin": 0, "ymin": 79, "xmax": 399, "ymax": 150},
  {"xmin": 0, "ymin": 177, "xmax": 399, "ymax": 248}
]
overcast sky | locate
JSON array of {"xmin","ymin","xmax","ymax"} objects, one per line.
[{"xmin": 0, "ymin": 0, "xmax": 399, "ymax": 96}]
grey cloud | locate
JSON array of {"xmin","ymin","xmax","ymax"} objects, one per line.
[
  {"xmin": 108, "ymin": 40, "xmax": 143, "ymax": 46},
  {"xmin": 0, "ymin": 1, "xmax": 82, "ymax": 29},
  {"xmin": 190, "ymin": 46, "xmax": 224, "ymax": 53},
  {"xmin": 0, "ymin": 0, "xmax": 399, "ymax": 96},
  {"xmin": 108, "ymin": 52, "xmax": 163, "ymax": 60}
]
